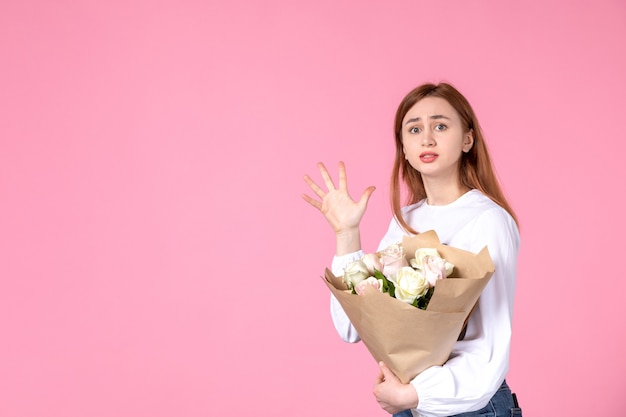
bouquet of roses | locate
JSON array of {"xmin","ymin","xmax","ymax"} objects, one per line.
[
  {"xmin": 343, "ymin": 243, "xmax": 455, "ymax": 310},
  {"xmin": 323, "ymin": 230, "xmax": 495, "ymax": 383}
]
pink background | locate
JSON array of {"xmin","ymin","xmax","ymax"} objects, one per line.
[{"xmin": 1, "ymin": 1, "xmax": 625, "ymax": 416}]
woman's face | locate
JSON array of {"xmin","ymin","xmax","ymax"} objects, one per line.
[{"xmin": 401, "ymin": 96, "xmax": 473, "ymax": 182}]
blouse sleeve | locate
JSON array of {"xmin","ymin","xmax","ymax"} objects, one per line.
[
  {"xmin": 328, "ymin": 216, "xmax": 407, "ymax": 344},
  {"xmin": 411, "ymin": 208, "xmax": 520, "ymax": 416},
  {"xmin": 329, "ymin": 250, "xmax": 364, "ymax": 343}
]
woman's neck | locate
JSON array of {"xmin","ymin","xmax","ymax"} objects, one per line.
[{"xmin": 423, "ymin": 179, "xmax": 470, "ymax": 206}]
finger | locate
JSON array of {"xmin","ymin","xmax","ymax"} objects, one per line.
[
  {"xmin": 337, "ymin": 161, "xmax": 348, "ymax": 191},
  {"xmin": 379, "ymin": 361, "xmax": 392, "ymax": 379},
  {"xmin": 374, "ymin": 375, "xmax": 384, "ymax": 386},
  {"xmin": 303, "ymin": 174, "xmax": 327, "ymax": 199},
  {"xmin": 380, "ymin": 362, "xmax": 401, "ymax": 384},
  {"xmin": 358, "ymin": 186, "xmax": 376, "ymax": 209},
  {"xmin": 375, "ymin": 369, "xmax": 385, "ymax": 385},
  {"xmin": 301, "ymin": 193, "xmax": 322, "ymax": 210},
  {"xmin": 317, "ymin": 162, "xmax": 337, "ymax": 191}
]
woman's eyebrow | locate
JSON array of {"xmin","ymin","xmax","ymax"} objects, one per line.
[{"xmin": 404, "ymin": 114, "xmax": 451, "ymax": 125}]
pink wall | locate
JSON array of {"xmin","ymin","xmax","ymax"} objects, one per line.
[{"xmin": 1, "ymin": 1, "xmax": 625, "ymax": 416}]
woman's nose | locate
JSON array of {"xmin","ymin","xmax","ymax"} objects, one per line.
[{"xmin": 421, "ymin": 131, "xmax": 435, "ymax": 146}]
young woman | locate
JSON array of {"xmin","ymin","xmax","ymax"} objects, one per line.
[{"xmin": 303, "ymin": 82, "xmax": 522, "ymax": 417}]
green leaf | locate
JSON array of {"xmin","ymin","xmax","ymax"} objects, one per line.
[
  {"xmin": 373, "ymin": 269, "xmax": 386, "ymax": 280},
  {"xmin": 416, "ymin": 287, "xmax": 435, "ymax": 310},
  {"xmin": 373, "ymin": 269, "xmax": 396, "ymax": 298},
  {"xmin": 373, "ymin": 269, "xmax": 388, "ymax": 289}
]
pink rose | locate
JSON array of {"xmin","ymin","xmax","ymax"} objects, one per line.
[
  {"xmin": 361, "ymin": 253, "xmax": 383, "ymax": 274},
  {"xmin": 423, "ymin": 255, "xmax": 447, "ymax": 287},
  {"xmin": 379, "ymin": 243, "xmax": 408, "ymax": 280},
  {"xmin": 355, "ymin": 277, "xmax": 383, "ymax": 295}
]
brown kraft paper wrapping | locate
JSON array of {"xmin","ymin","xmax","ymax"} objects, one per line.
[{"xmin": 323, "ymin": 230, "xmax": 495, "ymax": 384}]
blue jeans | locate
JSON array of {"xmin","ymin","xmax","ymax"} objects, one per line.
[{"xmin": 392, "ymin": 380, "xmax": 522, "ymax": 417}]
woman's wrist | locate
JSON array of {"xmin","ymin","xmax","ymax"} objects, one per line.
[
  {"xmin": 399, "ymin": 384, "xmax": 419, "ymax": 410},
  {"xmin": 335, "ymin": 228, "xmax": 361, "ymax": 255},
  {"xmin": 388, "ymin": 383, "xmax": 418, "ymax": 412}
]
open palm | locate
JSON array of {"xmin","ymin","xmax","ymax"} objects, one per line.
[{"xmin": 302, "ymin": 161, "xmax": 375, "ymax": 234}]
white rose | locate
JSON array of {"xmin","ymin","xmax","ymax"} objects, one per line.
[
  {"xmin": 410, "ymin": 248, "xmax": 440, "ymax": 270},
  {"xmin": 394, "ymin": 266, "xmax": 430, "ymax": 304},
  {"xmin": 342, "ymin": 260, "xmax": 370, "ymax": 290}
]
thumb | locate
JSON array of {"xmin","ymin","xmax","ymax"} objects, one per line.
[
  {"xmin": 374, "ymin": 362, "xmax": 386, "ymax": 384},
  {"xmin": 379, "ymin": 361, "xmax": 400, "ymax": 383},
  {"xmin": 378, "ymin": 361, "xmax": 391, "ymax": 378},
  {"xmin": 358, "ymin": 186, "xmax": 376, "ymax": 207}
]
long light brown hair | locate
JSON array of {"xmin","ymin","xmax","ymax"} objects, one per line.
[{"xmin": 390, "ymin": 82, "xmax": 518, "ymax": 233}]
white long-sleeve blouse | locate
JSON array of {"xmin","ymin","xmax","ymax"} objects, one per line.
[{"xmin": 330, "ymin": 189, "xmax": 520, "ymax": 417}]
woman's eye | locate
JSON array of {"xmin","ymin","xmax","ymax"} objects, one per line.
[
  {"xmin": 409, "ymin": 126, "xmax": 421, "ymax": 134},
  {"xmin": 434, "ymin": 124, "xmax": 447, "ymax": 131}
]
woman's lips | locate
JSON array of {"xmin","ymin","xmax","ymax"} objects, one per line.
[{"xmin": 419, "ymin": 152, "xmax": 438, "ymax": 163}]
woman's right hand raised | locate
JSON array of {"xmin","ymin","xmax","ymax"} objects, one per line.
[{"xmin": 302, "ymin": 162, "xmax": 375, "ymax": 254}]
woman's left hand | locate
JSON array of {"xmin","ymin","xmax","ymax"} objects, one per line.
[{"xmin": 373, "ymin": 362, "xmax": 419, "ymax": 414}]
